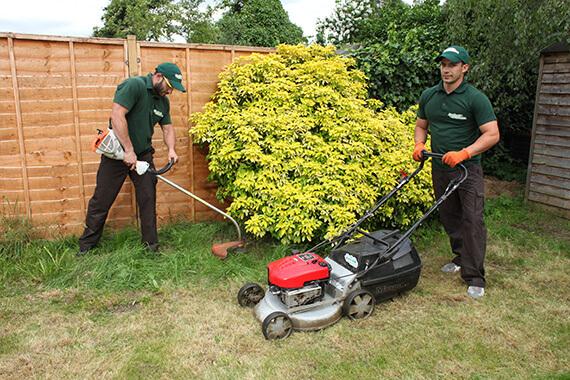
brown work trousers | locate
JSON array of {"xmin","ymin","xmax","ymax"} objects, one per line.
[
  {"xmin": 432, "ymin": 163, "xmax": 486, "ymax": 288},
  {"xmin": 79, "ymin": 152, "xmax": 157, "ymax": 251}
]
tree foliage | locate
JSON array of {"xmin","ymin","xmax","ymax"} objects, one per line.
[
  {"xmin": 93, "ymin": 0, "xmax": 218, "ymax": 43},
  {"xmin": 93, "ymin": 0, "xmax": 179, "ymax": 40},
  {"xmin": 216, "ymin": 0, "xmax": 305, "ymax": 47},
  {"xmin": 191, "ymin": 45, "xmax": 432, "ymax": 243},
  {"xmin": 317, "ymin": 0, "xmax": 446, "ymax": 111},
  {"xmin": 443, "ymin": 0, "xmax": 570, "ymax": 136},
  {"xmin": 177, "ymin": 0, "xmax": 220, "ymax": 43}
]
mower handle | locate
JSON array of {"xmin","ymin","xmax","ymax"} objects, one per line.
[
  {"xmin": 421, "ymin": 150, "xmax": 443, "ymax": 160},
  {"xmin": 147, "ymin": 159, "xmax": 175, "ymax": 175}
]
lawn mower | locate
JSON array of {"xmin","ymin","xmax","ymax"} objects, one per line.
[
  {"xmin": 92, "ymin": 127, "xmax": 245, "ymax": 258},
  {"xmin": 237, "ymin": 152, "xmax": 468, "ymax": 340}
]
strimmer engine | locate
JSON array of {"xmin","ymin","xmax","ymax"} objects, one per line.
[{"xmin": 267, "ymin": 252, "xmax": 331, "ymax": 307}]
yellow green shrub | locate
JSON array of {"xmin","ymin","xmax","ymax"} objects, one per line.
[{"xmin": 191, "ymin": 44, "xmax": 433, "ymax": 243}]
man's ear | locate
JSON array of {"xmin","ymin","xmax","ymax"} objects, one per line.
[{"xmin": 462, "ymin": 64, "xmax": 470, "ymax": 74}]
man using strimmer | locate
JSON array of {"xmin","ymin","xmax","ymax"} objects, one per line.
[{"xmin": 78, "ymin": 62, "xmax": 186, "ymax": 256}]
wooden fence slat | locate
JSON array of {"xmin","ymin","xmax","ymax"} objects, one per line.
[
  {"xmin": 186, "ymin": 46, "xmax": 195, "ymax": 221},
  {"xmin": 7, "ymin": 36, "xmax": 31, "ymax": 219},
  {"xmin": 69, "ymin": 40, "xmax": 87, "ymax": 219}
]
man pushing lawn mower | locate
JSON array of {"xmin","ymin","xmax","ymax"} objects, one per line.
[{"xmin": 413, "ymin": 46, "xmax": 500, "ymax": 299}]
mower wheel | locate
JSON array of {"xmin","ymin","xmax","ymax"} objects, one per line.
[
  {"xmin": 262, "ymin": 312, "xmax": 293, "ymax": 340},
  {"xmin": 343, "ymin": 289, "xmax": 375, "ymax": 320},
  {"xmin": 237, "ymin": 283, "xmax": 264, "ymax": 307}
]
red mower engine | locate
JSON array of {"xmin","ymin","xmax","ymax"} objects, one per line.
[{"xmin": 267, "ymin": 252, "xmax": 330, "ymax": 307}]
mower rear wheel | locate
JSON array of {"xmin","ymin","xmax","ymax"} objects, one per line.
[
  {"xmin": 262, "ymin": 312, "xmax": 293, "ymax": 340},
  {"xmin": 237, "ymin": 283, "xmax": 264, "ymax": 307},
  {"xmin": 343, "ymin": 289, "xmax": 375, "ymax": 320}
]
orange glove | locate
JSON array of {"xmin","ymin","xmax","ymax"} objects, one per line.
[
  {"xmin": 412, "ymin": 142, "xmax": 425, "ymax": 162},
  {"xmin": 442, "ymin": 149, "xmax": 471, "ymax": 168}
]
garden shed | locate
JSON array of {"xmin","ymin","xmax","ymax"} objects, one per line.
[{"xmin": 525, "ymin": 42, "xmax": 570, "ymax": 218}]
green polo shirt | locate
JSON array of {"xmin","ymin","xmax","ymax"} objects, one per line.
[
  {"xmin": 113, "ymin": 74, "xmax": 172, "ymax": 155},
  {"xmin": 417, "ymin": 80, "xmax": 496, "ymax": 169}
]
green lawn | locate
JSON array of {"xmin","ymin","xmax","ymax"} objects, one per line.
[{"xmin": 0, "ymin": 195, "xmax": 568, "ymax": 379}]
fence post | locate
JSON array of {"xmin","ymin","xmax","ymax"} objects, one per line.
[
  {"xmin": 126, "ymin": 35, "xmax": 139, "ymax": 225},
  {"xmin": 126, "ymin": 35, "xmax": 139, "ymax": 78}
]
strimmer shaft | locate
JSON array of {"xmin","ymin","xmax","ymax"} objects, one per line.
[{"xmin": 156, "ymin": 175, "xmax": 242, "ymax": 241}]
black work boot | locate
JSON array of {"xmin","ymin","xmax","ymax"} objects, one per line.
[
  {"xmin": 76, "ymin": 247, "xmax": 91, "ymax": 257},
  {"xmin": 144, "ymin": 242, "xmax": 160, "ymax": 255}
]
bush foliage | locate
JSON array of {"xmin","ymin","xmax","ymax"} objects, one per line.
[{"xmin": 191, "ymin": 45, "xmax": 432, "ymax": 243}]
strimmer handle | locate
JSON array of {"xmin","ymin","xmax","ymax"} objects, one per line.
[{"xmin": 147, "ymin": 159, "xmax": 175, "ymax": 175}]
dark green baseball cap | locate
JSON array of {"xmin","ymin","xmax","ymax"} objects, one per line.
[
  {"xmin": 156, "ymin": 62, "xmax": 186, "ymax": 92},
  {"xmin": 436, "ymin": 45, "xmax": 470, "ymax": 64}
]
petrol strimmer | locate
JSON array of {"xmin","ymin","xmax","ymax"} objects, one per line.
[
  {"xmin": 92, "ymin": 128, "xmax": 244, "ymax": 258},
  {"xmin": 237, "ymin": 152, "xmax": 468, "ymax": 339}
]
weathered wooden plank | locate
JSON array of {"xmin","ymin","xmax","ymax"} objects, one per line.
[
  {"xmin": 531, "ymin": 163, "xmax": 570, "ymax": 180},
  {"xmin": 529, "ymin": 181, "xmax": 570, "ymax": 200},
  {"xmin": 529, "ymin": 172, "xmax": 570, "ymax": 191},
  {"xmin": 542, "ymin": 62, "xmax": 570, "ymax": 74},
  {"xmin": 541, "ymin": 72, "xmax": 570, "ymax": 84},
  {"xmin": 532, "ymin": 153, "xmax": 570, "ymax": 169},
  {"xmin": 533, "ymin": 142, "xmax": 570, "ymax": 158},
  {"xmin": 528, "ymin": 190, "xmax": 570, "ymax": 209},
  {"xmin": 536, "ymin": 124, "xmax": 570, "ymax": 137},
  {"xmin": 537, "ymin": 104, "xmax": 570, "ymax": 117},
  {"xmin": 534, "ymin": 133, "xmax": 570, "ymax": 148},
  {"xmin": 540, "ymin": 84, "xmax": 570, "ymax": 95},
  {"xmin": 543, "ymin": 53, "xmax": 570, "ymax": 65},
  {"xmin": 538, "ymin": 95, "xmax": 570, "ymax": 106}
]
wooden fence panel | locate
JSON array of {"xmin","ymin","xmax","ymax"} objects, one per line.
[
  {"xmin": 526, "ymin": 50, "xmax": 570, "ymax": 218},
  {"xmin": 0, "ymin": 33, "xmax": 272, "ymax": 237}
]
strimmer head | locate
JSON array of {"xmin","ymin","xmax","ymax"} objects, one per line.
[{"xmin": 211, "ymin": 240, "xmax": 245, "ymax": 259}]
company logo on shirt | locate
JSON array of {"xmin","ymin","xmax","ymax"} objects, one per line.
[
  {"xmin": 448, "ymin": 113, "xmax": 467, "ymax": 120},
  {"xmin": 153, "ymin": 109, "xmax": 163, "ymax": 118}
]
